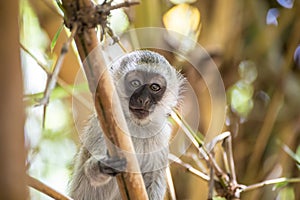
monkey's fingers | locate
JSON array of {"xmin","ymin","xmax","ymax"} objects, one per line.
[{"xmin": 98, "ymin": 157, "xmax": 127, "ymax": 176}]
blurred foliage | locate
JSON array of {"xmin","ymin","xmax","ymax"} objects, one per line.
[
  {"xmin": 20, "ymin": 0, "xmax": 300, "ymax": 199},
  {"xmin": 227, "ymin": 60, "xmax": 258, "ymax": 119},
  {"xmin": 277, "ymin": 187, "xmax": 295, "ymax": 200},
  {"xmin": 20, "ymin": 1, "xmax": 77, "ymax": 199}
]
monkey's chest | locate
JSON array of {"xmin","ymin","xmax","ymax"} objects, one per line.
[{"xmin": 132, "ymin": 138, "xmax": 169, "ymax": 172}]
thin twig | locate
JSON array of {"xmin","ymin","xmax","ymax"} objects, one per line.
[
  {"xmin": 20, "ymin": 43, "xmax": 50, "ymax": 75},
  {"xmin": 20, "ymin": 43, "xmax": 91, "ymax": 110},
  {"xmin": 208, "ymin": 164, "xmax": 214, "ymax": 200},
  {"xmin": 186, "ymin": 152, "xmax": 208, "ymax": 174},
  {"xmin": 170, "ymin": 110, "xmax": 202, "ymax": 149},
  {"xmin": 27, "ymin": 175, "xmax": 73, "ymax": 200},
  {"xmin": 241, "ymin": 177, "xmax": 300, "ymax": 193},
  {"xmin": 107, "ymin": 31, "xmax": 128, "ymax": 53},
  {"xmin": 222, "ymin": 146, "xmax": 230, "ymax": 178},
  {"xmin": 224, "ymin": 134, "xmax": 237, "ymax": 185},
  {"xmin": 37, "ymin": 23, "xmax": 78, "ymax": 127},
  {"xmin": 37, "ymin": 23, "xmax": 78, "ymax": 106},
  {"xmin": 206, "ymin": 131, "xmax": 230, "ymax": 151},
  {"xmin": 106, "ymin": 1, "xmax": 140, "ymax": 11},
  {"xmin": 169, "ymin": 154, "xmax": 209, "ymax": 181}
]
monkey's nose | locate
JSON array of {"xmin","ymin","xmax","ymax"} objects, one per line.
[{"xmin": 137, "ymin": 97, "xmax": 151, "ymax": 107}]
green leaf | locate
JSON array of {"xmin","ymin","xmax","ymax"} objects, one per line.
[
  {"xmin": 50, "ymin": 23, "xmax": 64, "ymax": 53},
  {"xmin": 273, "ymin": 180, "xmax": 288, "ymax": 190},
  {"xmin": 296, "ymin": 145, "xmax": 300, "ymax": 170},
  {"xmin": 279, "ymin": 142, "xmax": 300, "ymax": 169},
  {"xmin": 55, "ymin": 0, "xmax": 65, "ymax": 13}
]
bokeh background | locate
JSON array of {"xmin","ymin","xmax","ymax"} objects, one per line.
[{"xmin": 17, "ymin": 0, "xmax": 300, "ymax": 199}]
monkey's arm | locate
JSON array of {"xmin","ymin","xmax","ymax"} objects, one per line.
[
  {"xmin": 83, "ymin": 155, "xmax": 111, "ymax": 186},
  {"xmin": 79, "ymin": 116, "xmax": 127, "ymax": 186},
  {"xmin": 69, "ymin": 147, "xmax": 124, "ymax": 200}
]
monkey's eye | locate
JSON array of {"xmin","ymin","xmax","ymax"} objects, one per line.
[
  {"xmin": 150, "ymin": 83, "xmax": 161, "ymax": 92},
  {"xmin": 130, "ymin": 80, "xmax": 141, "ymax": 88}
]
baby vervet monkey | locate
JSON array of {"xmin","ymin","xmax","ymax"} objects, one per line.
[{"xmin": 69, "ymin": 50, "xmax": 185, "ymax": 200}]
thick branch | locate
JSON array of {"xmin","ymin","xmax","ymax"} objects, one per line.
[{"xmin": 61, "ymin": 0, "xmax": 148, "ymax": 199}]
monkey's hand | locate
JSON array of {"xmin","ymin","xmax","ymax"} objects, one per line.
[
  {"xmin": 98, "ymin": 157, "xmax": 127, "ymax": 176},
  {"xmin": 84, "ymin": 156, "xmax": 127, "ymax": 187}
]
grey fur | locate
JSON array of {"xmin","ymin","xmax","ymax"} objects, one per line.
[{"xmin": 69, "ymin": 50, "xmax": 184, "ymax": 200}]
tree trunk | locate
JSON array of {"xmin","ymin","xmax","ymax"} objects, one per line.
[{"xmin": 0, "ymin": 0, "xmax": 27, "ymax": 199}]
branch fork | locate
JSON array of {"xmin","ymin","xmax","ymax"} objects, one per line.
[{"xmin": 63, "ymin": 0, "xmax": 139, "ymax": 41}]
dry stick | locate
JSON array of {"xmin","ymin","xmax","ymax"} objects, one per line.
[
  {"xmin": 169, "ymin": 154, "xmax": 209, "ymax": 181},
  {"xmin": 208, "ymin": 165, "xmax": 214, "ymax": 200},
  {"xmin": 27, "ymin": 175, "xmax": 73, "ymax": 200},
  {"xmin": 241, "ymin": 177, "xmax": 300, "ymax": 193},
  {"xmin": 223, "ymin": 134, "xmax": 237, "ymax": 186},
  {"xmin": 61, "ymin": 0, "xmax": 148, "ymax": 199},
  {"xmin": 222, "ymin": 146, "xmax": 230, "ymax": 178}
]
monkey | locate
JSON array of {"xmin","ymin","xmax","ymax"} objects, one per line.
[{"xmin": 69, "ymin": 50, "xmax": 185, "ymax": 200}]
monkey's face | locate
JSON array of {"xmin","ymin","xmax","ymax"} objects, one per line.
[
  {"xmin": 111, "ymin": 50, "xmax": 184, "ymax": 131},
  {"xmin": 124, "ymin": 70, "xmax": 167, "ymax": 120}
]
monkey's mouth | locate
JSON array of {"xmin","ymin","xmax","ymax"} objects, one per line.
[{"xmin": 129, "ymin": 107, "xmax": 150, "ymax": 119}]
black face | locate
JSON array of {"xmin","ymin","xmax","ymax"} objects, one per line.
[{"xmin": 124, "ymin": 70, "xmax": 167, "ymax": 119}]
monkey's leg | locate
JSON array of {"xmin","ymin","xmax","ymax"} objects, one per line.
[
  {"xmin": 143, "ymin": 170, "xmax": 167, "ymax": 200},
  {"xmin": 84, "ymin": 156, "xmax": 127, "ymax": 186}
]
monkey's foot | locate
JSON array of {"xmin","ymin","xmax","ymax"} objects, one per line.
[{"xmin": 98, "ymin": 157, "xmax": 127, "ymax": 176}]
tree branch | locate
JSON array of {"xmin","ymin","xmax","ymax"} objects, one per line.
[{"xmin": 27, "ymin": 175, "xmax": 73, "ymax": 200}]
